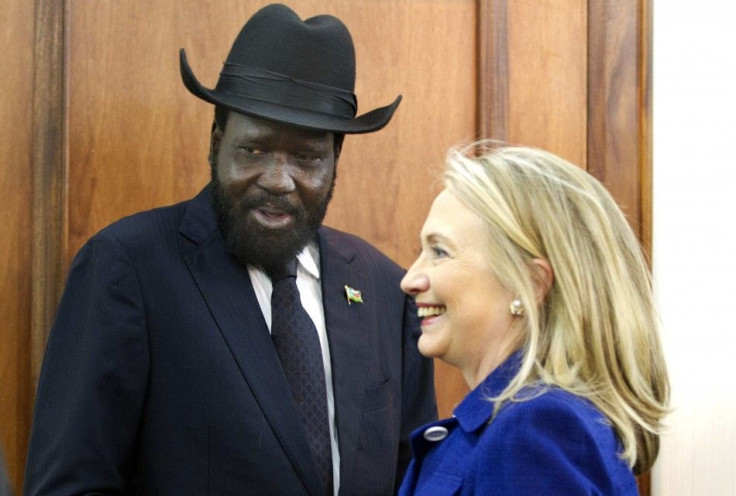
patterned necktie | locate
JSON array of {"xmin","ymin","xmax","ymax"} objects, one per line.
[{"xmin": 270, "ymin": 259, "xmax": 333, "ymax": 495}]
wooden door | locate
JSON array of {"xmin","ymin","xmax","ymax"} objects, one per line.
[{"xmin": 0, "ymin": 0, "xmax": 650, "ymax": 492}]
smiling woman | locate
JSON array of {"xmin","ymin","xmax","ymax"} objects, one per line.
[
  {"xmin": 401, "ymin": 190, "xmax": 520, "ymax": 389},
  {"xmin": 399, "ymin": 141, "xmax": 670, "ymax": 496}
]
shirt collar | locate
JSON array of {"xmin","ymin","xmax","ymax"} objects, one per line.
[
  {"xmin": 453, "ymin": 350, "xmax": 523, "ymax": 433},
  {"xmin": 296, "ymin": 240, "xmax": 320, "ymax": 280}
]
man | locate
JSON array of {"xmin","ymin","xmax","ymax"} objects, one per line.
[{"xmin": 24, "ymin": 4, "xmax": 436, "ymax": 495}]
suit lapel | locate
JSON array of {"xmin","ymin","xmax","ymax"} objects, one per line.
[
  {"xmin": 318, "ymin": 227, "xmax": 374, "ymax": 491},
  {"xmin": 178, "ymin": 188, "xmax": 324, "ymax": 496}
]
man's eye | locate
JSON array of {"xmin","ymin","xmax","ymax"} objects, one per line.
[
  {"xmin": 295, "ymin": 153, "xmax": 321, "ymax": 165},
  {"xmin": 233, "ymin": 147, "xmax": 268, "ymax": 162}
]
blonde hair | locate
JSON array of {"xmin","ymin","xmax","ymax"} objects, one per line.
[{"xmin": 443, "ymin": 141, "xmax": 669, "ymax": 474}]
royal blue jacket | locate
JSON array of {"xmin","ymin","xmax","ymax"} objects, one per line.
[{"xmin": 399, "ymin": 353, "xmax": 638, "ymax": 495}]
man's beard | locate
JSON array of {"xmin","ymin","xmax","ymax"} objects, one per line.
[{"xmin": 210, "ymin": 170, "xmax": 334, "ymax": 275}]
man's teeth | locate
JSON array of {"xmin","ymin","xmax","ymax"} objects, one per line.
[{"xmin": 418, "ymin": 306, "xmax": 446, "ymax": 318}]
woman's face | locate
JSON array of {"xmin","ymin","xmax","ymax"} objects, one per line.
[{"xmin": 401, "ymin": 189, "xmax": 521, "ymax": 387}]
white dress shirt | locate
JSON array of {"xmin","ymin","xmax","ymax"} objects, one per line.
[{"xmin": 247, "ymin": 242, "xmax": 340, "ymax": 495}]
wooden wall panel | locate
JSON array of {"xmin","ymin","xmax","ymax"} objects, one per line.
[
  {"xmin": 506, "ymin": 0, "xmax": 588, "ymax": 165},
  {"xmin": 480, "ymin": 0, "xmax": 588, "ymax": 165},
  {"xmin": 323, "ymin": 1, "xmax": 477, "ymax": 270},
  {"xmin": 0, "ymin": 0, "xmax": 35, "ymax": 491},
  {"xmin": 588, "ymin": 0, "xmax": 651, "ymax": 245}
]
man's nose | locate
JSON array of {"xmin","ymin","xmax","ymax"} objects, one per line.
[{"xmin": 258, "ymin": 154, "xmax": 295, "ymax": 193}]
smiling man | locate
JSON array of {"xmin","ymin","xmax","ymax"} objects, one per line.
[
  {"xmin": 24, "ymin": 5, "xmax": 436, "ymax": 495},
  {"xmin": 209, "ymin": 113, "xmax": 338, "ymax": 275}
]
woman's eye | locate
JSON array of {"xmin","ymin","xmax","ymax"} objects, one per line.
[{"xmin": 431, "ymin": 246, "xmax": 449, "ymax": 259}]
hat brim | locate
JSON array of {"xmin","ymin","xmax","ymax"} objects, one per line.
[{"xmin": 180, "ymin": 50, "xmax": 401, "ymax": 134}]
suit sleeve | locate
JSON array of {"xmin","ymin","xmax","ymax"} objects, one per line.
[
  {"xmin": 24, "ymin": 233, "xmax": 149, "ymax": 495},
  {"xmin": 474, "ymin": 397, "xmax": 633, "ymax": 495},
  {"xmin": 395, "ymin": 294, "xmax": 437, "ymax": 491}
]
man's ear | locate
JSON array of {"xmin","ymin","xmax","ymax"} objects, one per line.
[
  {"xmin": 333, "ymin": 140, "xmax": 342, "ymax": 165},
  {"xmin": 209, "ymin": 121, "xmax": 222, "ymax": 166},
  {"xmin": 531, "ymin": 258, "xmax": 554, "ymax": 303}
]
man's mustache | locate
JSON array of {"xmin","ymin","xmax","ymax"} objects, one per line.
[{"xmin": 237, "ymin": 192, "xmax": 301, "ymax": 216}]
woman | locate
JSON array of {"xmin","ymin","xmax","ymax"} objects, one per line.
[{"xmin": 399, "ymin": 143, "xmax": 669, "ymax": 495}]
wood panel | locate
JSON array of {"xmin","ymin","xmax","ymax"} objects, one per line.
[
  {"xmin": 31, "ymin": 0, "xmax": 68, "ymax": 401},
  {"xmin": 588, "ymin": 0, "xmax": 651, "ymax": 248},
  {"xmin": 480, "ymin": 0, "xmax": 588, "ymax": 164},
  {"xmin": 0, "ymin": 0, "xmax": 36, "ymax": 491},
  {"xmin": 323, "ymin": 1, "xmax": 477, "ymax": 270}
]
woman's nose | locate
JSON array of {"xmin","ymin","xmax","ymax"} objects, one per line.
[{"xmin": 400, "ymin": 261, "xmax": 429, "ymax": 295}]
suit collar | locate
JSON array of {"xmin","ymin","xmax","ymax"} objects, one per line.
[
  {"xmin": 454, "ymin": 350, "xmax": 522, "ymax": 433},
  {"xmin": 178, "ymin": 185, "xmax": 218, "ymax": 245}
]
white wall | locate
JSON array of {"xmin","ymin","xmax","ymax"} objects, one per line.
[{"xmin": 651, "ymin": 2, "xmax": 736, "ymax": 494}]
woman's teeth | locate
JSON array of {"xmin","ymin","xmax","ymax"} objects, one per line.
[{"xmin": 418, "ymin": 306, "xmax": 446, "ymax": 318}]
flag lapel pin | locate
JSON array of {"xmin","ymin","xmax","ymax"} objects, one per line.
[{"xmin": 345, "ymin": 285, "xmax": 363, "ymax": 305}]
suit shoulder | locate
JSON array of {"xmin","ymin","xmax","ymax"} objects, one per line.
[
  {"xmin": 476, "ymin": 387, "xmax": 635, "ymax": 493},
  {"xmin": 320, "ymin": 226, "xmax": 404, "ymax": 273},
  {"xmin": 485, "ymin": 387, "xmax": 622, "ymax": 464},
  {"xmin": 89, "ymin": 199, "xmax": 189, "ymax": 255},
  {"xmin": 494, "ymin": 387, "xmax": 609, "ymax": 433}
]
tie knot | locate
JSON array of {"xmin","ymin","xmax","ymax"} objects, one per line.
[{"xmin": 268, "ymin": 258, "xmax": 298, "ymax": 282}]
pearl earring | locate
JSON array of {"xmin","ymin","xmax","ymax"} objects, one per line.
[{"xmin": 509, "ymin": 298, "xmax": 525, "ymax": 316}]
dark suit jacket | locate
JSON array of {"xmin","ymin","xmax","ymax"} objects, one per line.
[
  {"xmin": 0, "ymin": 448, "xmax": 12, "ymax": 496},
  {"xmin": 399, "ymin": 353, "xmax": 637, "ymax": 495},
  {"xmin": 24, "ymin": 186, "xmax": 436, "ymax": 496}
]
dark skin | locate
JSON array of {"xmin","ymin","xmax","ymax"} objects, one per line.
[{"xmin": 209, "ymin": 112, "xmax": 342, "ymax": 273}]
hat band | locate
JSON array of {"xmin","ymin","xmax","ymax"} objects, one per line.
[{"xmin": 216, "ymin": 63, "xmax": 357, "ymax": 119}]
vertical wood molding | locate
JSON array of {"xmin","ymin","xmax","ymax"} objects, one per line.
[
  {"xmin": 477, "ymin": 0, "xmax": 508, "ymax": 141},
  {"xmin": 637, "ymin": 10, "xmax": 653, "ymax": 496},
  {"xmin": 31, "ymin": 0, "xmax": 67, "ymax": 389},
  {"xmin": 639, "ymin": 0, "xmax": 653, "ymax": 261},
  {"xmin": 587, "ymin": 0, "xmax": 651, "ymax": 246}
]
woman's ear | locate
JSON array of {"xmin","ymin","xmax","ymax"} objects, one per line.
[{"xmin": 530, "ymin": 258, "xmax": 554, "ymax": 303}]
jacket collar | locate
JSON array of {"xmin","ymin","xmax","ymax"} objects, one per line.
[{"xmin": 453, "ymin": 350, "xmax": 523, "ymax": 432}]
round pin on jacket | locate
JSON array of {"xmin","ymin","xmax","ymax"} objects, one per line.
[{"xmin": 423, "ymin": 426, "xmax": 449, "ymax": 442}]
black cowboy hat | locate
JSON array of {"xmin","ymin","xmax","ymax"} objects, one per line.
[{"xmin": 180, "ymin": 3, "xmax": 401, "ymax": 134}]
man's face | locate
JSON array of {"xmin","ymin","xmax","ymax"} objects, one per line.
[{"xmin": 210, "ymin": 112, "xmax": 339, "ymax": 273}]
